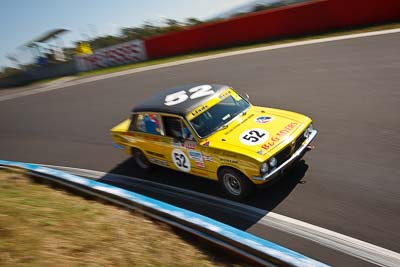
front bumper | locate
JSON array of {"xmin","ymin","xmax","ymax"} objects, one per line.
[{"xmin": 252, "ymin": 129, "xmax": 317, "ymax": 182}]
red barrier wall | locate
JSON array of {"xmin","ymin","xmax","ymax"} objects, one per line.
[{"xmin": 144, "ymin": 0, "xmax": 400, "ymax": 59}]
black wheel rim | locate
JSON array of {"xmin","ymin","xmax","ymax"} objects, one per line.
[{"xmin": 223, "ymin": 173, "xmax": 241, "ymax": 196}]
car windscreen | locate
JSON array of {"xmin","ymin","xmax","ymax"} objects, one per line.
[{"xmin": 189, "ymin": 94, "xmax": 249, "ymax": 138}]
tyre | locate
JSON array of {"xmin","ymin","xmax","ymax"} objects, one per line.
[
  {"xmin": 218, "ymin": 168, "xmax": 255, "ymax": 200},
  {"xmin": 132, "ymin": 148, "xmax": 152, "ymax": 170}
]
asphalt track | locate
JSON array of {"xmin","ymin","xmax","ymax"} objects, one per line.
[{"xmin": 1, "ymin": 32, "xmax": 399, "ymax": 266}]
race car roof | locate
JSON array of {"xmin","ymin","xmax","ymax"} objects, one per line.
[{"xmin": 132, "ymin": 84, "xmax": 230, "ymax": 117}]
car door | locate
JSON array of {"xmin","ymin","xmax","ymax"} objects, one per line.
[
  {"xmin": 128, "ymin": 112, "xmax": 170, "ymax": 167},
  {"xmin": 160, "ymin": 115, "xmax": 211, "ymax": 178}
]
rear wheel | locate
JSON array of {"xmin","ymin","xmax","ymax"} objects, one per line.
[
  {"xmin": 218, "ymin": 168, "xmax": 255, "ymax": 200},
  {"xmin": 132, "ymin": 148, "xmax": 152, "ymax": 170}
]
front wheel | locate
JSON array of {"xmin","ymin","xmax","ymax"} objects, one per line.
[
  {"xmin": 132, "ymin": 148, "xmax": 152, "ymax": 170},
  {"xmin": 218, "ymin": 168, "xmax": 255, "ymax": 200}
]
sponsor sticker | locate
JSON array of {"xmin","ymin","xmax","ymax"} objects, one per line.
[
  {"xmin": 190, "ymin": 104, "xmax": 209, "ymax": 117},
  {"xmin": 195, "ymin": 161, "xmax": 205, "ymax": 168},
  {"xmin": 203, "ymin": 155, "xmax": 213, "ymax": 162},
  {"xmin": 261, "ymin": 122, "xmax": 298, "ymax": 151},
  {"xmin": 239, "ymin": 128, "xmax": 269, "ymax": 146},
  {"xmin": 188, "ymin": 151, "xmax": 203, "ymax": 161},
  {"xmin": 255, "ymin": 116, "xmax": 273, "ymax": 124},
  {"xmin": 220, "ymin": 158, "xmax": 239, "ymax": 164},
  {"xmin": 219, "ymin": 90, "xmax": 230, "ymax": 99},
  {"xmin": 183, "ymin": 141, "xmax": 196, "ymax": 150},
  {"xmin": 202, "ymin": 140, "xmax": 210, "ymax": 147},
  {"xmin": 171, "ymin": 149, "xmax": 191, "ymax": 172}
]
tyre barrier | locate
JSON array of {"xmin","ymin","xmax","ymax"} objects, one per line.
[{"xmin": 0, "ymin": 160, "xmax": 329, "ymax": 267}]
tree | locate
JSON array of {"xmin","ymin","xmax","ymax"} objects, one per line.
[
  {"xmin": 83, "ymin": 17, "xmax": 203, "ymax": 50},
  {"xmin": 185, "ymin": 17, "xmax": 202, "ymax": 26},
  {"xmin": 165, "ymin": 18, "xmax": 180, "ymax": 27}
]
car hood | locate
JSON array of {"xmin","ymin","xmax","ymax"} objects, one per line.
[{"xmin": 202, "ymin": 106, "xmax": 311, "ymax": 160}]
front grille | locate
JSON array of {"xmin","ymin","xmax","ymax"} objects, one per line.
[
  {"xmin": 294, "ymin": 132, "xmax": 306, "ymax": 152},
  {"xmin": 276, "ymin": 145, "xmax": 292, "ymax": 165},
  {"xmin": 275, "ymin": 130, "xmax": 306, "ymax": 165}
]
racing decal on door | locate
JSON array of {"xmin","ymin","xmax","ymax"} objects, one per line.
[
  {"xmin": 183, "ymin": 141, "xmax": 196, "ymax": 150},
  {"xmin": 239, "ymin": 128, "xmax": 269, "ymax": 146},
  {"xmin": 188, "ymin": 150, "xmax": 205, "ymax": 168},
  {"xmin": 203, "ymin": 155, "xmax": 213, "ymax": 161},
  {"xmin": 195, "ymin": 161, "xmax": 205, "ymax": 168},
  {"xmin": 171, "ymin": 149, "xmax": 191, "ymax": 172},
  {"xmin": 188, "ymin": 150, "xmax": 203, "ymax": 161}
]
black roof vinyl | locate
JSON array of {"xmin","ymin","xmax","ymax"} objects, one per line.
[{"xmin": 132, "ymin": 84, "xmax": 230, "ymax": 117}]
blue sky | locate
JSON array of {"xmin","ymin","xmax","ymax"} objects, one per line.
[{"xmin": 0, "ymin": 0, "xmax": 251, "ymax": 69}]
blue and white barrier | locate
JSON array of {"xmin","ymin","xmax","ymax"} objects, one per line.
[{"xmin": 0, "ymin": 160, "xmax": 329, "ymax": 267}]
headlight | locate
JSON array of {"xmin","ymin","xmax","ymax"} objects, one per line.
[
  {"xmin": 260, "ymin": 162, "xmax": 269, "ymax": 174},
  {"xmin": 269, "ymin": 157, "xmax": 277, "ymax": 168}
]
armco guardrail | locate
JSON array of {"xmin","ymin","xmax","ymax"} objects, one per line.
[
  {"xmin": 0, "ymin": 60, "xmax": 80, "ymax": 88},
  {"xmin": 144, "ymin": 0, "xmax": 400, "ymax": 59},
  {"xmin": 0, "ymin": 160, "xmax": 329, "ymax": 267}
]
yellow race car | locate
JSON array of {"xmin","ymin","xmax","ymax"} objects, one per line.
[{"xmin": 111, "ymin": 84, "xmax": 317, "ymax": 199}]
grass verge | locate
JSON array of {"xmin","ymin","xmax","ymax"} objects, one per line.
[
  {"xmin": 77, "ymin": 22, "xmax": 400, "ymax": 78},
  {"xmin": 0, "ymin": 170, "xmax": 249, "ymax": 267}
]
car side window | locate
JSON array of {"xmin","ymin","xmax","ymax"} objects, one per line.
[
  {"xmin": 182, "ymin": 123, "xmax": 194, "ymax": 140},
  {"xmin": 162, "ymin": 116, "xmax": 195, "ymax": 141},
  {"xmin": 162, "ymin": 116, "xmax": 183, "ymax": 139},
  {"xmin": 134, "ymin": 113, "xmax": 161, "ymax": 135}
]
